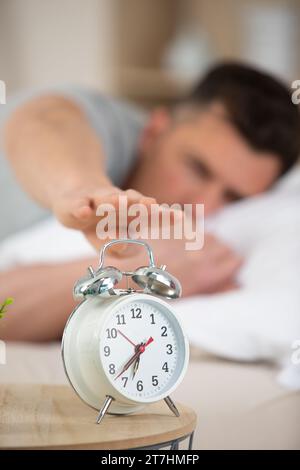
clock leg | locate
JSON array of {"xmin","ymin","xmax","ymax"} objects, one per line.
[
  {"xmin": 96, "ymin": 395, "xmax": 114, "ymax": 424},
  {"xmin": 164, "ymin": 396, "xmax": 180, "ymax": 417}
]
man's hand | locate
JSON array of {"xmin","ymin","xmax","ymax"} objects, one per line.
[
  {"xmin": 52, "ymin": 183, "xmax": 157, "ymax": 252},
  {"xmin": 52, "ymin": 182, "xmax": 242, "ymax": 295}
]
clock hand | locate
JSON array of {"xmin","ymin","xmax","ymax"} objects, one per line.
[
  {"xmin": 114, "ymin": 348, "xmax": 141, "ymax": 381},
  {"xmin": 114, "ymin": 336, "xmax": 154, "ymax": 381},
  {"xmin": 144, "ymin": 336, "xmax": 154, "ymax": 347},
  {"xmin": 132, "ymin": 337, "xmax": 154, "ymax": 379},
  {"xmin": 132, "ymin": 350, "xmax": 141, "ymax": 380},
  {"xmin": 117, "ymin": 329, "xmax": 137, "ymax": 348}
]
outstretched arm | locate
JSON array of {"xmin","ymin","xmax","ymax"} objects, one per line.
[
  {"xmin": 4, "ymin": 95, "xmax": 110, "ymax": 208},
  {"xmin": 3, "ymin": 95, "xmax": 155, "ymax": 250}
]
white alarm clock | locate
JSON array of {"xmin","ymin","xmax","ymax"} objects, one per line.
[{"xmin": 62, "ymin": 239, "xmax": 189, "ymax": 423}]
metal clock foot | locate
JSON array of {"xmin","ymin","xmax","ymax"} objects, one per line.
[
  {"xmin": 164, "ymin": 396, "xmax": 180, "ymax": 417},
  {"xmin": 96, "ymin": 395, "xmax": 114, "ymax": 424}
]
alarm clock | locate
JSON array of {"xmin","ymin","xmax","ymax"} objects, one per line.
[{"xmin": 62, "ymin": 239, "xmax": 189, "ymax": 424}]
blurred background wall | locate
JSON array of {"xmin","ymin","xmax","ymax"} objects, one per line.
[{"xmin": 0, "ymin": 0, "xmax": 299, "ymax": 107}]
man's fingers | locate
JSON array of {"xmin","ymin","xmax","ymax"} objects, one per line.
[
  {"xmin": 89, "ymin": 190, "xmax": 160, "ymax": 238},
  {"xmin": 53, "ymin": 194, "xmax": 92, "ymax": 228},
  {"xmin": 92, "ymin": 188, "xmax": 155, "ymax": 209},
  {"xmin": 56, "ymin": 185, "xmax": 184, "ymax": 251},
  {"xmin": 72, "ymin": 199, "xmax": 93, "ymax": 220}
]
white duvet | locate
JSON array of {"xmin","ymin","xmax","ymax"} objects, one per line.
[{"xmin": 1, "ymin": 167, "xmax": 300, "ymax": 387}]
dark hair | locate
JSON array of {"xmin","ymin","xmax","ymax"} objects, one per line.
[{"xmin": 185, "ymin": 62, "xmax": 300, "ymax": 175}]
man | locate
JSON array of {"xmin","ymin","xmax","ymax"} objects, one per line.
[{"xmin": 0, "ymin": 62, "xmax": 299, "ymax": 340}]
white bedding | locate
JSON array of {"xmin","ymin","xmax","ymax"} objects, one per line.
[
  {"xmin": 173, "ymin": 167, "xmax": 300, "ymax": 359},
  {"xmin": 1, "ymin": 167, "xmax": 300, "ymax": 387}
]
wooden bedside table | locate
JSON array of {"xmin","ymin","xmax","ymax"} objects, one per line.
[{"xmin": 0, "ymin": 384, "xmax": 197, "ymax": 450}]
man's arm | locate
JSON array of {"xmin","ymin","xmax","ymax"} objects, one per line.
[
  {"xmin": 4, "ymin": 95, "xmax": 110, "ymax": 207},
  {"xmin": 3, "ymin": 95, "xmax": 155, "ymax": 249}
]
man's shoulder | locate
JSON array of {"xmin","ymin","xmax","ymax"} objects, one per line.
[{"xmin": 1, "ymin": 84, "xmax": 147, "ymax": 127}]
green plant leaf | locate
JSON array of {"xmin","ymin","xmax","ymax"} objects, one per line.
[{"xmin": 0, "ymin": 297, "xmax": 13, "ymax": 319}]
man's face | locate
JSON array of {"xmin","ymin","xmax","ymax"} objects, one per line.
[{"xmin": 132, "ymin": 103, "xmax": 281, "ymax": 215}]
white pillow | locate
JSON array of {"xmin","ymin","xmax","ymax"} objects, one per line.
[
  {"xmin": 0, "ymin": 217, "xmax": 95, "ymax": 270},
  {"xmin": 172, "ymin": 166, "xmax": 300, "ymax": 386}
]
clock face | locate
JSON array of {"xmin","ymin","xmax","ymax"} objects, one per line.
[{"xmin": 100, "ymin": 296, "xmax": 188, "ymax": 403}]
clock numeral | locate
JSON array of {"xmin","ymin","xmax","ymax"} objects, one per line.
[
  {"xmin": 104, "ymin": 346, "xmax": 110, "ymax": 357},
  {"xmin": 106, "ymin": 328, "xmax": 117, "ymax": 339},
  {"xmin": 152, "ymin": 375, "xmax": 158, "ymax": 387},
  {"xmin": 122, "ymin": 377, "xmax": 128, "ymax": 388},
  {"xmin": 136, "ymin": 380, "xmax": 143, "ymax": 392},
  {"xmin": 131, "ymin": 307, "xmax": 142, "ymax": 319},
  {"xmin": 108, "ymin": 363, "xmax": 116, "ymax": 375},
  {"xmin": 116, "ymin": 314, "xmax": 126, "ymax": 325},
  {"xmin": 166, "ymin": 344, "xmax": 173, "ymax": 355},
  {"xmin": 162, "ymin": 362, "xmax": 169, "ymax": 373},
  {"xmin": 161, "ymin": 326, "xmax": 168, "ymax": 337},
  {"xmin": 150, "ymin": 313, "xmax": 155, "ymax": 324}
]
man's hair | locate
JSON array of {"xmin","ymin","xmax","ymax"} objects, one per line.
[{"xmin": 184, "ymin": 62, "xmax": 300, "ymax": 175}]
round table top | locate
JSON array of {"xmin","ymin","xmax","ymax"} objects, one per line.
[{"xmin": 0, "ymin": 384, "xmax": 197, "ymax": 450}]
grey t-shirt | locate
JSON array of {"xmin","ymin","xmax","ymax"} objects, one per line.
[{"xmin": 0, "ymin": 86, "xmax": 147, "ymax": 241}]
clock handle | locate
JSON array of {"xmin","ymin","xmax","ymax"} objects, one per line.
[{"xmin": 98, "ymin": 239, "xmax": 156, "ymax": 269}]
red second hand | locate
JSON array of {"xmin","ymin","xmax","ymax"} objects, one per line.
[{"xmin": 139, "ymin": 336, "xmax": 154, "ymax": 353}]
